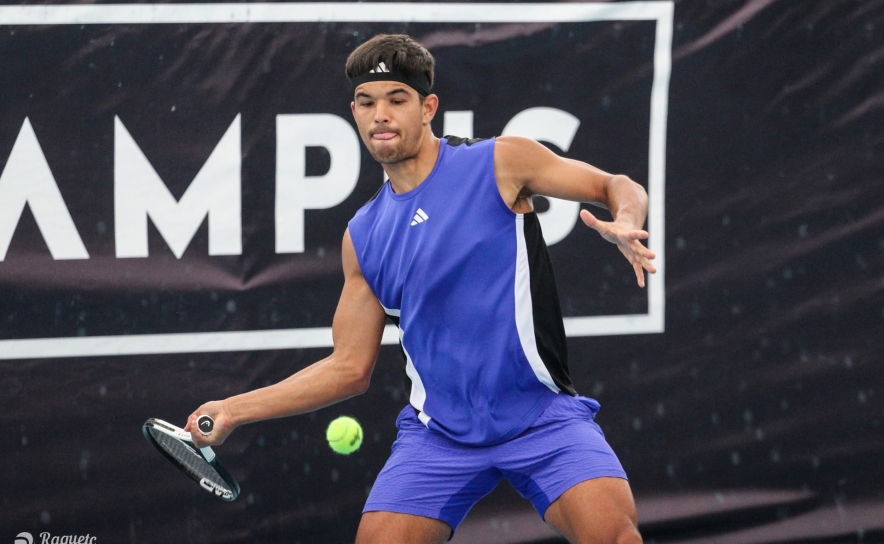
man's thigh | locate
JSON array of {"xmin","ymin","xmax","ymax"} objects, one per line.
[
  {"xmin": 544, "ymin": 477, "xmax": 642, "ymax": 544},
  {"xmin": 497, "ymin": 394, "xmax": 628, "ymax": 518},
  {"xmin": 356, "ymin": 511, "xmax": 451, "ymax": 544},
  {"xmin": 363, "ymin": 407, "xmax": 502, "ymax": 533}
]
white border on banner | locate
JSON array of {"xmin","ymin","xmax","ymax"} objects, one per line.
[{"xmin": 0, "ymin": 2, "xmax": 672, "ymax": 359}]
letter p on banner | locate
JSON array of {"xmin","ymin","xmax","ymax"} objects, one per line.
[{"xmin": 275, "ymin": 114, "xmax": 360, "ymax": 253}]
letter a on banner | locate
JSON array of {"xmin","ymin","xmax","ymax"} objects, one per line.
[
  {"xmin": 114, "ymin": 115, "xmax": 242, "ymax": 258},
  {"xmin": 0, "ymin": 118, "xmax": 89, "ymax": 261}
]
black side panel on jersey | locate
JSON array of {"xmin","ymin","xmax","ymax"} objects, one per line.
[
  {"xmin": 522, "ymin": 212, "xmax": 577, "ymax": 396},
  {"xmin": 443, "ymin": 135, "xmax": 487, "ymax": 147},
  {"xmin": 385, "ymin": 314, "xmax": 412, "ymax": 392}
]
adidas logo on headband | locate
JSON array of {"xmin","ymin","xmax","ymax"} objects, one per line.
[{"xmin": 350, "ymin": 61, "xmax": 432, "ymax": 96}]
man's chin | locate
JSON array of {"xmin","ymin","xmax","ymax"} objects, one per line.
[{"xmin": 370, "ymin": 149, "xmax": 406, "ymax": 165}]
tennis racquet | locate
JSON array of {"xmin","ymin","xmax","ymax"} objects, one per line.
[{"xmin": 142, "ymin": 416, "xmax": 240, "ymax": 501}]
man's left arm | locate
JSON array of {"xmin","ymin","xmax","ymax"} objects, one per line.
[{"xmin": 494, "ymin": 135, "xmax": 657, "ymax": 287}]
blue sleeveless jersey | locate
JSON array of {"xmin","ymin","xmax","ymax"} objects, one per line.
[{"xmin": 348, "ymin": 137, "xmax": 575, "ymax": 446}]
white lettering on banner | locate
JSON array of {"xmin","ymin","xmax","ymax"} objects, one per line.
[
  {"xmin": 502, "ymin": 107, "xmax": 582, "ymax": 246},
  {"xmin": 0, "ymin": 2, "xmax": 673, "ymax": 356},
  {"xmin": 275, "ymin": 113, "xmax": 360, "ymax": 253},
  {"xmin": 0, "ymin": 118, "xmax": 89, "ymax": 261},
  {"xmin": 114, "ymin": 115, "xmax": 242, "ymax": 258}
]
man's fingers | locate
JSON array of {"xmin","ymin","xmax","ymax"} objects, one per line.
[
  {"xmin": 633, "ymin": 260, "xmax": 645, "ymax": 288},
  {"xmin": 627, "ymin": 239, "xmax": 655, "ymax": 259},
  {"xmin": 638, "ymin": 248, "xmax": 657, "ymax": 264},
  {"xmin": 579, "ymin": 209, "xmax": 600, "ymax": 230},
  {"xmin": 630, "ymin": 243, "xmax": 657, "ymax": 274},
  {"xmin": 583, "ymin": 210, "xmax": 657, "ymax": 283},
  {"xmin": 623, "ymin": 246, "xmax": 656, "ymax": 286}
]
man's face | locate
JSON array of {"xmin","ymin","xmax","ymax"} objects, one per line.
[{"xmin": 350, "ymin": 81, "xmax": 433, "ymax": 165}]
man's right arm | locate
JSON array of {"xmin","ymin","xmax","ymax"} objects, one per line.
[{"xmin": 186, "ymin": 229, "xmax": 387, "ymax": 447}]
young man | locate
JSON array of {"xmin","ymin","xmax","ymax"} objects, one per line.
[{"xmin": 186, "ymin": 34, "xmax": 655, "ymax": 544}]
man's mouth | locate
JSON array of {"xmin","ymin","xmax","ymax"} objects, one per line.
[{"xmin": 371, "ymin": 132, "xmax": 397, "ymax": 141}]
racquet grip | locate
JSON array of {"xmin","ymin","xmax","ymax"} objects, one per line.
[{"xmin": 196, "ymin": 414, "xmax": 215, "ymax": 436}]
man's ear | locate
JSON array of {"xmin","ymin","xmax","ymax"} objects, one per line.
[
  {"xmin": 422, "ymin": 94, "xmax": 439, "ymax": 125},
  {"xmin": 350, "ymin": 101, "xmax": 356, "ymax": 117}
]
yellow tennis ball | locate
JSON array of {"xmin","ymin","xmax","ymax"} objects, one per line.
[{"xmin": 326, "ymin": 416, "xmax": 363, "ymax": 455}]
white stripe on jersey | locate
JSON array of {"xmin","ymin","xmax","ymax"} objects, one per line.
[
  {"xmin": 382, "ymin": 305, "xmax": 431, "ymax": 426},
  {"xmin": 514, "ymin": 214, "xmax": 560, "ymax": 393},
  {"xmin": 399, "ymin": 326, "xmax": 432, "ymax": 427}
]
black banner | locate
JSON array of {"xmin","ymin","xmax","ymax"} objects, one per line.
[{"xmin": 1, "ymin": 2, "xmax": 882, "ymax": 543}]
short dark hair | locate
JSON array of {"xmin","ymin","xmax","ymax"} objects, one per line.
[{"xmin": 345, "ymin": 34, "xmax": 435, "ymax": 90}]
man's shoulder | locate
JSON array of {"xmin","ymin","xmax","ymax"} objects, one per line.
[{"xmin": 439, "ymin": 136, "xmax": 496, "ymax": 170}]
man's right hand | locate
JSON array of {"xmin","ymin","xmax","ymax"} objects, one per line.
[{"xmin": 185, "ymin": 400, "xmax": 235, "ymax": 448}]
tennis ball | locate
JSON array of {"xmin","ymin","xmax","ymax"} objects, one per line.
[{"xmin": 326, "ymin": 416, "xmax": 363, "ymax": 454}]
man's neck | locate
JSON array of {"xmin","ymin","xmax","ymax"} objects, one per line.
[{"xmin": 384, "ymin": 132, "xmax": 441, "ymax": 194}]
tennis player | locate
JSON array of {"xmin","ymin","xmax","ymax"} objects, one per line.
[{"xmin": 187, "ymin": 34, "xmax": 654, "ymax": 544}]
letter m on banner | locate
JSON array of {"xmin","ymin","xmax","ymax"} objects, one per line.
[{"xmin": 114, "ymin": 115, "xmax": 242, "ymax": 258}]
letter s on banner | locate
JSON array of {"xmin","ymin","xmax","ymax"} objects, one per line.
[
  {"xmin": 275, "ymin": 114, "xmax": 360, "ymax": 253},
  {"xmin": 502, "ymin": 107, "xmax": 581, "ymax": 246}
]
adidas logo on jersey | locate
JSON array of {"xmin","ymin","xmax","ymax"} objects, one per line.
[
  {"xmin": 410, "ymin": 208, "xmax": 429, "ymax": 226},
  {"xmin": 369, "ymin": 62, "xmax": 390, "ymax": 73}
]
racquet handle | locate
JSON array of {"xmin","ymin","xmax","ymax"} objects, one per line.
[{"xmin": 196, "ymin": 414, "xmax": 215, "ymax": 436}]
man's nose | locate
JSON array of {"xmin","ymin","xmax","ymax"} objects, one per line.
[{"xmin": 374, "ymin": 101, "xmax": 391, "ymax": 123}]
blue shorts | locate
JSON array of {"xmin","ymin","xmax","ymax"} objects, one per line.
[{"xmin": 363, "ymin": 393, "xmax": 627, "ymax": 534}]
